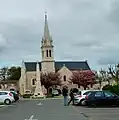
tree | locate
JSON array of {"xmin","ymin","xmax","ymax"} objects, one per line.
[
  {"xmin": 96, "ymin": 69, "xmax": 112, "ymax": 89},
  {"xmin": 41, "ymin": 72, "xmax": 62, "ymax": 94},
  {"xmin": 70, "ymin": 70, "xmax": 95, "ymax": 90},
  {"xmin": 108, "ymin": 64, "xmax": 119, "ymax": 84},
  {"xmin": 0, "ymin": 67, "xmax": 9, "ymax": 81},
  {"xmin": 7, "ymin": 66, "xmax": 21, "ymax": 80}
]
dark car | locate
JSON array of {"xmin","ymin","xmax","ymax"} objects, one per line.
[
  {"xmin": 10, "ymin": 91, "xmax": 19, "ymax": 102},
  {"xmin": 85, "ymin": 90, "xmax": 119, "ymax": 107}
]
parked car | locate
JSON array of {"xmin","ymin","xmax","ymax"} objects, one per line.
[
  {"xmin": 52, "ymin": 89, "xmax": 59, "ymax": 96},
  {"xmin": 23, "ymin": 90, "xmax": 33, "ymax": 98},
  {"xmin": 0, "ymin": 91, "xmax": 15, "ymax": 105},
  {"xmin": 73, "ymin": 90, "xmax": 94, "ymax": 106},
  {"xmin": 85, "ymin": 90, "xmax": 119, "ymax": 107},
  {"xmin": 10, "ymin": 91, "xmax": 19, "ymax": 102}
]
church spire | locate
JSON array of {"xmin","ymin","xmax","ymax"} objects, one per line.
[{"xmin": 44, "ymin": 12, "xmax": 50, "ymax": 41}]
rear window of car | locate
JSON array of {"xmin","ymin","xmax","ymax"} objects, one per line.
[
  {"xmin": 83, "ymin": 91, "xmax": 92, "ymax": 95},
  {"xmin": 0, "ymin": 92, "xmax": 8, "ymax": 95},
  {"xmin": 86, "ymin": 91, "xmax": 94, "ymax": 97}
]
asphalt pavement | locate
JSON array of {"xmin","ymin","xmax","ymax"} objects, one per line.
[
  {"xmin": 75, "ymin": 106, "xmax": 119, "ymax": 120},
  {"xmin": 0, "ymin": 99, "xmax": 85, "ymax": 120},
  {"xmin": 0, "ymin": 99, "xmax": 119, "ymax": 120}
]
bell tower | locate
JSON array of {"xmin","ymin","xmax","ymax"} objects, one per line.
[{"xmin": 41, "ymin": 12, "xmax": 55, "ymax": 72}]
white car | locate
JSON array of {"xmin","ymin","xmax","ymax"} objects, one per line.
[
  {"xmin": 0, "ymin": 91, "xmax": 15, "ymax": 105},
  {"xmin": 52, "ymin": 90, "xmax": 59, "ymax": 96},
  {"xmin": 73, "ymin": 90, "xmax": 94, "ymax": 106}
]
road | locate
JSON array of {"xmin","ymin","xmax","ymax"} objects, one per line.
[
  {"xmin": 0, "ymin": 99, "xmax": 119, "ymax": 120},
  {"xmin": 0, "ymin": 99, "xmax": 84, "ymax": 120},
  {"xmin": 75, "ymin": 106, "xmax": 119, "ymax": 120}
]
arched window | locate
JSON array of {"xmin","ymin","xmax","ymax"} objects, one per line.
[
  {"xmin": 46, "ymin": 50, "xmax": 48, "ymax": 57},
  {"xmin": 49, "ymin": 50, "xmax": 51, "ymax": 57},
  {"xmin": 90, "ymin": 84, "xmax": 93, "ymax": 88},
  {"xmin": 63, "ymin": 75, "xmax": 66, "ymax": 81},
  {"xmin": 32, "ymin": 79, "xmax": 35, "ymax": 85}
]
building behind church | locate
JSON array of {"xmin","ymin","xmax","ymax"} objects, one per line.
[{"xmin": 19, "ymin": 13, "xmax": 91, "ymax": 95}]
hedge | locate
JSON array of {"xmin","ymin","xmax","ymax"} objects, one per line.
[
  {"xmin": 23, "ymin": 94, "xmax": 33, "ymax": 98},
  {"xmin": 102, "ymin": 84, "xmax": 119, "ymax": 95}
]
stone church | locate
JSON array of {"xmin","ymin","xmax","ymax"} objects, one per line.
[{"xmin": 19, "ymin": 13, "xmax": 91, "ymax": 95}]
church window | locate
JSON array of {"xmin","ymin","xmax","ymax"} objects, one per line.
[
  {"xmin": 49, "ymin": 50, "xmax": 51, "ymax": 57},
  {"xmin": 90, "ymin": 84, "xmax": 93, "ymax": 88},
  {"xmin": 32, "ymin": 79, "xmax": 35, "ymax": 85},
  {"xmin": 46, "ymin": 50, "xmax": 48, "ymax": 57},
  {"xmin": 63, "ymin": 75, "xmax": 66, "ymax": 81}
]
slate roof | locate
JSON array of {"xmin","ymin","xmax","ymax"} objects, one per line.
[
  {"xmin": 55, "ymin": 61, "xmax": 90, "ymax": 71},
  {"xmin": 24, "ymin": 62, "xmax": 41, "ymax": 71},
  {"xmin": 24, "ymin": 61, "xmax": 90, "ymax": 72}
]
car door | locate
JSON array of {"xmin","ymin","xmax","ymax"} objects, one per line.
[
  {"xmin": 104, "ymin": 91, "xmax": 117, "ymax": 106},
  {"xmin": 0, "ymin": 92, "xmax": 3, "ymax": 102},
  {"xmin": 0, "ymin": 92, "xmax": 7, "ymax": 103},
  {"xmin": 94, "ymin": 91, "xmax": 106, "ymax": 106}
]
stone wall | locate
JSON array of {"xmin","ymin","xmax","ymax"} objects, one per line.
[{"xmin": 58, "ymin": 66, "xmax": 73, "ymax": 85}]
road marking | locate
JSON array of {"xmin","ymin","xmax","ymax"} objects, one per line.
[
  {"xmin": 37, "ymin": 103, "xmax": 43, "ymax": 106},
  {"xmin": 25, "ymin": 115, "xmax": 38, "ymax": 120},
  {"xmin": 72, "ymin": 106, "xmax": 92, "ymax": 120}
]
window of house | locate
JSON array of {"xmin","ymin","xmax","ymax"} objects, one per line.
[
  {"xmin": 49, "ymin": 50, "xmax": 51, "ymax": 57},
  {"xmin": 63, "ymin": 75, "xmax": 66, "ymax": 81},
  {"xmin": 46, "ymin": 50, "xmax": 48, "ymax": 57},
  {"xmin": 32, "ymin": 79, "xmax": 35, "ymax": 85}
]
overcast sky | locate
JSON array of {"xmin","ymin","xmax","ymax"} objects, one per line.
[{"xmin": 0, "ymin": 0, "xmax": 119, "ymax": 70}]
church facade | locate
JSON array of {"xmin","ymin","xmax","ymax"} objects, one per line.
[{"xmin": 19, "ymin": 13, "xmax": 91, "ymax": 95}]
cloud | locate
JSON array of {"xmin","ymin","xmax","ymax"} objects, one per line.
[
  {"xmin": 0, "ymin": 34, "xmax": 7, "ymax": 52},
  {"xmin": 0, "ymin": 0, "xmax": 119, "ymax": 71}
]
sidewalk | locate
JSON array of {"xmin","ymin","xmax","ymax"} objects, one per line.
[{"xmin": 19, "ymin": 96, "xmax": 63, "ymax": 100}]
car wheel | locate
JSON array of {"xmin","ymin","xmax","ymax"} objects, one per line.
[
  {"xmin": 80, "ymin": 99, "xmax": 87, "ymax": 106},
  {"xmin": 4, "ymin": 99, "xmax": 11, "ymax": 105}
]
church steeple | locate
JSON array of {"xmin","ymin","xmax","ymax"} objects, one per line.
[
  {"xmin": 41, "ymin": 12, "xmax": 55, "ymax": 73},
  {"xmin": 44, "ymin": 12, "xmax": 50, "ymax": 41}
]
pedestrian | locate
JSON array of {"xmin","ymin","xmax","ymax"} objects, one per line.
[
  {"xmin": 68, "ymin": 89, "xmax": 74, "ymax": 105},
  {"xmin": 62, "ymin": 86, "xmax": 68, "ymax": 106}
]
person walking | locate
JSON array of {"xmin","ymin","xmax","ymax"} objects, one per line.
[
  {"xmin": 68, "ymin": 89, "xmax": 74, "ymax": 105},
  {"xmin": 62, "ymin": 86, "xmax": 68, "ymax": 106}
]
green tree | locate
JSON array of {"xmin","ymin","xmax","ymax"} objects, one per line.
[
  {"xmin": 7, "ymin": 66, "xmax": 21, "ymax": 80},
  {"xmin": 0, "ymin": 67, "xmax": 8, "ymax": 80}
]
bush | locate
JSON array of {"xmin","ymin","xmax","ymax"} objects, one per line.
[
  {"xmin": 102, "ymin": 84, "xmax": 119, "ymax": 95},
  {"xmin": 102, "ymin": 85, "xmax": 112, "ymax": 90},
  {"xmin": 23, "ymin": 94, "xmax": 33, "ymax": 98},
  {"xmin": 111, "ymin": 84, "xmax": 119, "ymax": 95}
]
